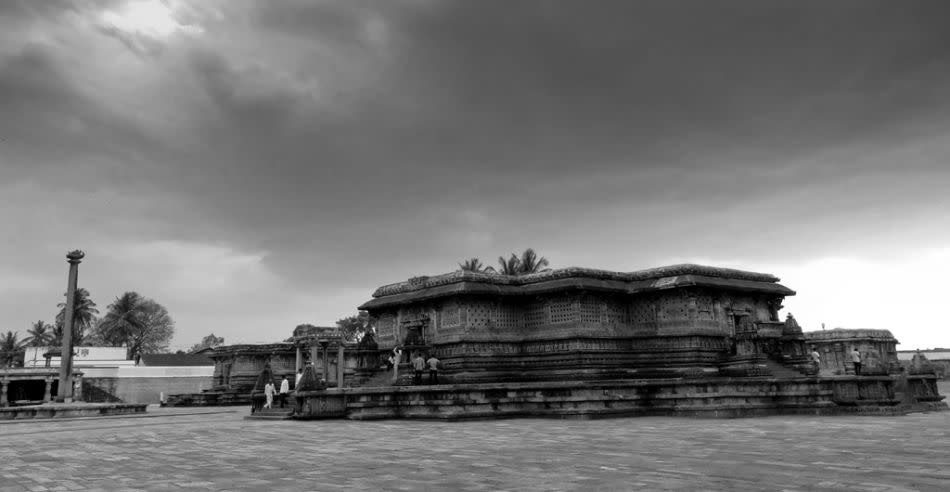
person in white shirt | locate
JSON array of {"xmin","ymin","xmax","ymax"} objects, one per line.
[
  {"xmin": 850, "ymin": 347, "xmax": 862, "ymax": 375},
  {"xmin": 279, "ymin": 376, "xmax": 290, "ymax": 408},
  {"xmin": 263, "ymin": 381, "xmax": 276, "ymax": 409},
  {"xmin": 426, "ymin": 355, "xmax": 440, "ymax": 385}
]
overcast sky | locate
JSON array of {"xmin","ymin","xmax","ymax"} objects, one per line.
[{"xmin": 2, "ymin": 0, "xmax": 949, "ymax": 350}]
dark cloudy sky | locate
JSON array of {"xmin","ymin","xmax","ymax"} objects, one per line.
[{"xmin": 2, "ymin": 0, "xmax": 949, "ymax": 350}]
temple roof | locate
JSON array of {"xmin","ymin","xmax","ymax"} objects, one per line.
[
  {"xmin": 803, "ymin": 328, "xmax": 898, "ymax": 342},
  {"xmin": 206, "ymin": 343, "xmax": 295, "ymax": 357},
  {"xmin": 360, "ymin": 263, "xmax": 794, "ymax": 310}
]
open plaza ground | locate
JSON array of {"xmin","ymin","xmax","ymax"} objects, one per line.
[{"xmin": 0, "ymin": 383, "xmax": 947, "ymax": 492}]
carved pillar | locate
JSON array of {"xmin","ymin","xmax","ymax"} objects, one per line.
[
  {"xmin": 44, "ymin": 377, "xmax": 53, "ymax": 402},
  {"xmin": 337, "ymin": 345, "xmax": 345, "ymax": 387},
  {"xmin": 73, "ymin": 374, "xmax": 83, "ymax": 402},
  {"xmin": 310, "ymin": 344, "xmax": 319, "ymax": 377},
  {"xmin": 1, "ymin": 378, "xmax": 8, "ymax": 407},
  {"xmin": 321, "ymin": 345, "xmax": 330, "ymax": 382},
  {"xmin": 295, "ymin": 346, "xmax": 303, "ymax": 373}
]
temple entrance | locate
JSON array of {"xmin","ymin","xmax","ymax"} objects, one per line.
[{"xmin": 7, "ymin": 380, "xmax": 46, "ymax": 404}]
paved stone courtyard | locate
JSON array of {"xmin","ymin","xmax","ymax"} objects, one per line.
[{"xmin": 1, "ymin": 399, "xmax": 949, "ymax": 491}]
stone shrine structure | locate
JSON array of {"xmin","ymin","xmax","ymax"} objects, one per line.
[
  {"xmin": 281, "ymin": 263, "xmax": 945, "ymax": 420},
  {"xmin": 360, "ymin": 264, "xmax": 807, "ymax": 383},
  {"xmin": 803, "ymin": 329, "xmax": 901, "ymax": 376}
]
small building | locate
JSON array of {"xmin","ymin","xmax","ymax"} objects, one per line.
[
  {"xmin": 0, "ymin": 367, "xmax": 84, "ymax": 406},
  {"xmin": 803, "ymin": 329, "xmax": 901, "ymax": 375},
  {"xmin": 897, "ymin": 350, "xmax": 950, "ymax": 378}
]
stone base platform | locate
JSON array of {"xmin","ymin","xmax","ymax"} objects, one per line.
[
  {"xmin": 291, "ymin": 375, "xmax": 946, "ymax": 421},
  {"xmin": 0, "ymin": 402, "xmax": 147, "ymax": 420},
  {"xmin": 165, "ymin": 391, "xmax": 250, "ymax": 407}
]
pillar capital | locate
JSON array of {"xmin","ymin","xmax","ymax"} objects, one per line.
[{"xmin": 66, "ymin": 250, "xmax": 85, "ymax": 264}]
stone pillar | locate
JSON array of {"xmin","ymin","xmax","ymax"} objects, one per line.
[
  {"xmin": 1, "ymin": 378, "xmax": 8, "ymax": 407},
  {"xmin": 44, "ymin": 377, "xmax": 53, "ymax": 402},
  {"xmin": 295, "ymin": 346, "xmax": 303, "ymax": 373},
  {"xmin": 57, "ymin": 250, "xmax": 84, "ymax": 402},
  {"xmin": 322, "ymin": 345, "xmax": 330, "ymax": 382},
  {"xmin": 337, "ymin": 345, "xmax": 345, "ymax": 387},
  {"xmin": 310, "ymin": 344, "xmax": 319, "ymax": 377},
  {"xmin": 73, "ymin": 374, "xmax": 83, "ymax": 402}
]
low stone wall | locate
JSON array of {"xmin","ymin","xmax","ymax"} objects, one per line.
[
  {"xmin": 81, "ymin": 366, "xmax": 213, "ymax": 404},
  {"xmin": 292, "ymin": 376, "xmax": 946, "ymax": 420},
  {"xmin": 0, "ymin": 402, "xmax": 147, "ymax": 420}
]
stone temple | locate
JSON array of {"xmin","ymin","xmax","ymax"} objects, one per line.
[
  {"xmin": 362, "ymin": 264, "xmax": 802, "ymax": 383},
  {"xmin": 229, "ymin": 264, "xmax": 944, "ymax": 420}
]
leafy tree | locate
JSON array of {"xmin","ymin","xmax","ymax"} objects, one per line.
[
  {"xmin": 55, "ymin": 287, "xmax": 99, "ymax": 346},
  {"xmin": 188, "ymin": 333, "xmax": 225, "ymax": 353},
  {"xmin": 26, "ymin": 320, "xmax": 54, "ymax": 347},
  {"xmin": 98, "ymin": 292, "xmax": 175, "ymax": 361},
  {"xmin": 459, "ymin": 257, "xmax": 493, "ymax": 273},
  {"xmin": 518, "ymin": 248, "xmax": 550, "ymax": 274},
  {"xmin": 0, "ymin": 331, "xmax": 27, "ymax": 367},
  {"xmin": 336, "ymin": 311, "xmax": 371, "ymax": 341}
]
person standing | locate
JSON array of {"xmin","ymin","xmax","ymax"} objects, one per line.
[
  {"xmin": 391, "ymin": 347, "xmax": 403, "ymax": 382},
  {"xmin": 279, "ymin": 376, "xmax": 290, "ymax": 408},
  {"xmin": 412, "ymin": 353, "xmax": 426, "ymax": 385},
  {"xmin": 850, "ymin": 347, "xmax": 862, "ymax": 375},
  {"xmin": 263, "ymin": 381, "xmax": 276, "ymax": 409},
  {"xmin": 810, "ymin": 346, "xmax": 821, "ymax": 373},
  {"xmin": 426, "ymin": 354, "xmax": 440, "ymax": 385}
]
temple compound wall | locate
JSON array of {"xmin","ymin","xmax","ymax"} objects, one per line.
[{"xmin": 360, "ymin": 264, "xmax": 805, "ymax": 383}]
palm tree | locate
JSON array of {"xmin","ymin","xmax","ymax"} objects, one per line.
[
  {"xmin": 56, "ymin": 287, "xmax": 99, "ymax": 345},
  {"xmin": 496, "ymin": 254, "xmax": 522, "ymax": 275},
  {"xmin": 459, "ymin": 257, "xmax": 493, "ymax": 273},
  {"xmin": 97, "ymin": 292, "xmax": 146, "ymax": 348},
  {"xmin": 0, "ymin": 331, "xmax": 27, "ymax": 367},
  {"xmin": 518, "ymin": 248, "xmax": 550, "ymax": 274},
  {"xmin": 26, "ymin": 320, "xmax": 54, "ymax": 347}
]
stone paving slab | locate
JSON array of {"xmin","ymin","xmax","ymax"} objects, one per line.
[{"xmin": 0, "ymin": 388, "xmax": 948, "ymax": 491}]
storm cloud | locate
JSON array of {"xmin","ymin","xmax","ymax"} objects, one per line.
[{"xmin": 2, "ymin": 0, "xmax": 949, "ymax": 348}]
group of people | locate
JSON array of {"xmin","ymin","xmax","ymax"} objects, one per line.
[
  {"xmin": 411, "ymin": 353, "xmax": 441, "ymax": 385},
  {"xmin": 387, "ymin": 347, "xmax": 442, "ymax": 385},
  {"xmin": 263, "ymin": 368, "xmax": 306, "ymax": 409},
  {"xmin": 262, "ymin": 375, "xmax": 292, "ymax": 409},
  {"xmin": 809, "ymin": 346, "xmax": 863, "ymax": 375}
]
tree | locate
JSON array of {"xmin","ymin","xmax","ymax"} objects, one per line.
[
  {"xmin": 518, "ymin": 248, "xmax": 550, "ymax": 274},
  {"xmin": 98, "ymin": 292, "xmax": 175, "ymax": 361},
  {"xmin": 495, "ymin": 248, "xmax": 550, "ymax": 275},
  {"xmin": 496, "ymin": 253, "xmax": 522, "ymax": 275},
  {"xmin": 55, "ymin": 287, "xmax": 99, "ymax": 346},
  {"xmin": 26, "ymin": 320, "xmax": 54, "ymax": 347},
  {"xmin": 459, "ymin": 257, "xmax": 493, "ymax": 273},
  {"xmin": 188, "ymin": 333, "xmax": 225, "ymax": 353},
  {"xmin": 0, "ymin": 331, "xmax": 27, "ymax": 367},
  {"xmin": 336, "ymin": 311, "xmax": 371, "ymax": 341}
]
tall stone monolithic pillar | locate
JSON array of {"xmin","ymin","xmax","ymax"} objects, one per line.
[
  {"xmin": 295, "ymin": 346, "xmax": 303, "ymax": 373},
  {"xmin": 57, "ymin": 250, "xmax": 84, "ymax": 402}
]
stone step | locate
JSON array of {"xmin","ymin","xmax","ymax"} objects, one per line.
[{"xmin": 246, "ymin": 408, "xmax": 294, "ymax": 420}]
